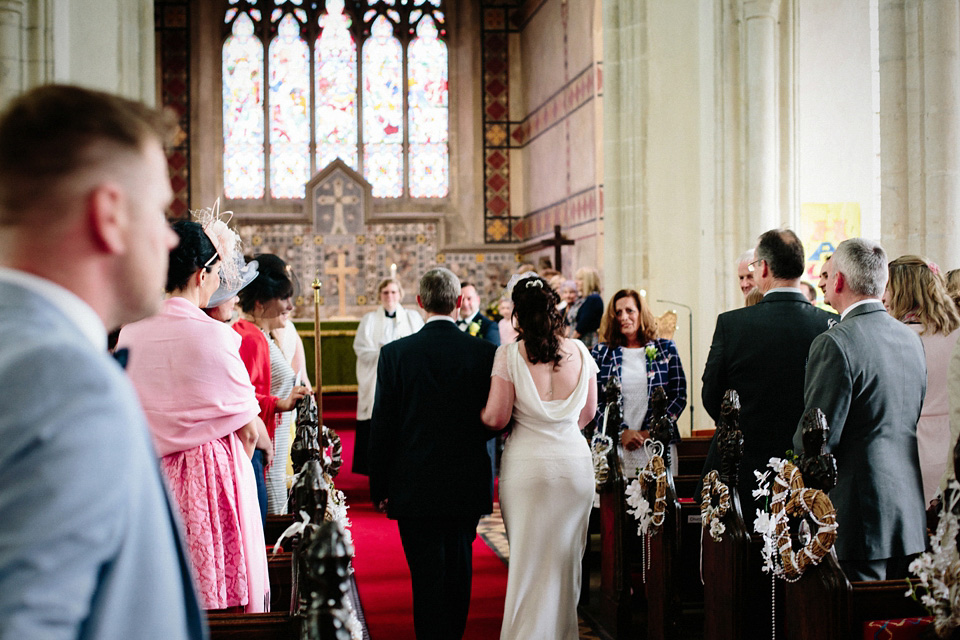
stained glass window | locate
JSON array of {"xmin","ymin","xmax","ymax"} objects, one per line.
[
  {"xmin": 407, "ymin": 16, "xmax": 448, "ymax": 197},
  {"xmin": 223, "ymin": 12, "xmax": 265, "ymax": 199},
  {"xmin": 222, "ymin": 2, "xmax": 448, "ymax": 203},
  {"xmin": 362, "ymin": 15, "xmax": 403, "ymax": 198},
  {"xmin": 269, "ymin": 13, "xmax": 310, "ymax": 198},
  {"xmin": 315, "ymin": 0, "xmax": 358, "ymax": 171}
]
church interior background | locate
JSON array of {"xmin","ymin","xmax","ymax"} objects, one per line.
[{"xmin": 4, "ymin": 0, "xmax": 960, "ymax": 435}]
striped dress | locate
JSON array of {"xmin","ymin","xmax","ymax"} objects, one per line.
[{"xmin": 266, "ymin": 331, "xmax": 296, "ymax": 514}]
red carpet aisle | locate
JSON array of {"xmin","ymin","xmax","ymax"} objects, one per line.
[{"xmin": 336, "ymin": 427, "xmax": 508, "ymax": 640}]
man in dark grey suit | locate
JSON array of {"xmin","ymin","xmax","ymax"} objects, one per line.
[
  {"xmin": 793, "ymin": 237, "xmax": 926, "ymax": 581},
  {"xmin": 700, "ymin": 229, "xmax": 836, "ymax": 505},
  {"xmin": 0, "ymin": 87, "xmax": 204, "ymax": 638},
  {"xmin": 370, "ymin": 268, "xmax": 498, "ymax": 640}
]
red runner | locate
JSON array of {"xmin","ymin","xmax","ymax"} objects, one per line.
[{"xmin": 337, "ymin": 427, "xmax": 507, "ymax": 640}]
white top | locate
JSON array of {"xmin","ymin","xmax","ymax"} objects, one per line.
[
  {"xmin": 620, "ymin": 347, "xmax": 649, "ymax": 431},
  {"xmin": 0, "ymin": 267, "xmax": 107, "ymax": 350},
  {"xmin": 352, "ymin": 305, "xmax": 424, "ymax": 419}
]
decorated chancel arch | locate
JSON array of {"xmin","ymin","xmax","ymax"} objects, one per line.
[{"xmin": 221, "ymin": 0, "xmax": 449, "ymax": 204}]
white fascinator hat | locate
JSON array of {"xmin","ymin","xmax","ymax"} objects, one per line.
[{"xmin": 193, "ymin": 198, "xmax": 260, "ymax": 308}]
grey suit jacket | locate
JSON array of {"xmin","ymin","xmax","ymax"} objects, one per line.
[
  {"xmin": 0, "ymin": 282, "xmax": 205, "ymax": 640},
  {"xmin": 793, "ymin": 301, "xmax": 927, "ymax": 562}
]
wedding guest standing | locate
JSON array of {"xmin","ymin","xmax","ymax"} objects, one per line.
[
  {"xmin": 481, "ymin": 275, "xmax": 598, "ymax": 640},
  {"xmin": 592, "ymin": 289, "xmax": 687, "ymax": 474},
  {"xmin": 235, "ymin": 255, "xmax": 310, "ymax": 514},
  {"xmin": 497, "ymin": 294, "xmax": 519, "ymax": 345},
  {"xmin": 118, "ymin": 219, "xmax": 270, "ymax": 612},
  {"xmin": 0, "ymin": 84, "xmax": 203, "ymax": 639},
  {"xmin": 352, "ymin": 277, "xmax": 423, "ymax": 475},
  {"xmin": 573, "ymin": 267, "xmax": 603, "ymax": 348},
  {"xmin": 883, "ymin": 255, "xmax": 960, "ymax": 504},
  {"xmin": 561, "ymin": 279, "xmax": 582, "ymax": 335}
]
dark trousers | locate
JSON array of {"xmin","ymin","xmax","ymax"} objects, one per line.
[
  {"xmin": 353, "ymin": 419, "xmax": 371, "ymax": 476},
  {"xmin": 251, "ymin": 450, "xmax": 267, "ymax": 529},
  {"xmin": 397, "ymin": 516, "xmax": 480, "ymax": 640},
  {"xmin": 840, "ymin": 554, "xmax": 917, "ymax": 581}
]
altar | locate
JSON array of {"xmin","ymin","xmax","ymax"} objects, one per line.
[{"xmin": 295, "ymin": 320, "xmax": 359, "ymax": 392}]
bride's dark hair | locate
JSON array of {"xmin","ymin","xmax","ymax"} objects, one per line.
[{"xmin": 512, "ymin": 276, "xmax": 566, "ymax": 367}]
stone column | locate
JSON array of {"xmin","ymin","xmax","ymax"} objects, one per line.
[
  {"xmin": 921, "ymin": 0, "xmax": 960, "ymax": 265},
  {"xmin": 880, "ymin": 0, "xmax": 960, "ymax": 265},
  {"xmin": 602, "ymin": 0, "xmax": 648, "ymax": 293},
  {"xmin": 0, "ymin": 0, "xmax": 24, "ymax": 109},
  {"xmin": 741, "ymin": 0, "xmax": 781, "ymax": 236}
]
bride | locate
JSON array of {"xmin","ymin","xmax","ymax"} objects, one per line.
[{"xmin": 481, "ymin": 274, "xmax": 598, "ymax": 640}]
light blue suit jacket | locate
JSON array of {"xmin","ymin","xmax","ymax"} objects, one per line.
[{"xmin": 0, "ymin": 282, "xmax": 206, "ymax": 639}]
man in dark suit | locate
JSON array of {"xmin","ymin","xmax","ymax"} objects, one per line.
[
  {"xmin": 792, "ymin": 238, "xmax": 926, "ymax": 581},
  {"xmin": 699, "ymin": 229, "xmax": 836, "ymax": 505},
  {"xmin": 370, "ymin": 268, "xmax": 498, "ymax": 640},
  {"xmin": 458, "ymin": 281, "xmax": 501, "ymax": 345}
]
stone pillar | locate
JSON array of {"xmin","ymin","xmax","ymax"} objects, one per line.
[
  {"xmin": 0, "ymin": 0, "xmax": 24, "ymax": 109},
  {"xmin": 602, "ymin": 0, "xmax": 648, "ymax": 293},
  {"xmin": 921, "ymin": 0, "xmax": 960, "ymax": 265},
  {"xmin": 741, "ymin": 0, "xmax": 781, "ymax": 236},
  {"xmin": 880, "ymin": 0, "xmax": 960, "ymax": 265}
]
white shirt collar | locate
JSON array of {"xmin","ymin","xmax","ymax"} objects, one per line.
[
  {"xmin": 840, "ymin": 298, "xmax": 880, "ymax": 321},
  {"xmin": 763, "ymin": 286, "xmax": 804, "ymax": 296},
  {"xmin": 0, "ymin": 267, "xmax": 107, "ymax": 350},
  {"xmin": 460, "ymin": 310, "xmax": 478, "ymax": 324},
  {"xmin": 427, "ymin": 314, "xmax": 456, "ymax": 324}
]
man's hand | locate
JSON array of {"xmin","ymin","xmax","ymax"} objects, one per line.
[{"xmin": 621, "ymin": 428, "xmax": 650, "ymax": 451}]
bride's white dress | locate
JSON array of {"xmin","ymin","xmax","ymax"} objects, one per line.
[{"xmin": 494, "ymin": 340, "xmax": 598, "ymax": 640}]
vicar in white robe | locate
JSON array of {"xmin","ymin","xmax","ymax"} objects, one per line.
[{"xmin": 352, "ymin": 278, "xmax": 424, "ymax": 474}]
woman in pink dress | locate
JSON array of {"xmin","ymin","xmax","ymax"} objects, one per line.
[
  {"xmin": 118, "ymin": 219, "xmax": 269, "ymax": 612},
  {"xmin": 884, "ymin": 255, "xmax": 960, "ymax": 506}
]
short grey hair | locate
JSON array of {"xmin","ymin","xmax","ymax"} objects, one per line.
[
  {"xmin": 737, "ymin": 249, "xmax": 755, "ymax": 266},
  {"xmin": 419, "ymin": 267, "xmax": 461, "ymax": 314},
  {"xmin": 832, "ymin": 238, "xmax": 887, "ymax": 297}
]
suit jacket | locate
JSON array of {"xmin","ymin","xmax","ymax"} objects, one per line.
[
  {"xmin": 369, "ymin": 319, "xmax": 498, "ymax": 519},
  {"xmin": 792, "ymin": 301, "xmax": 927, "ymax": 561},
  {"xmin": 591, "ymin": 339, "xmax": 687, "ymax": 441},
  {"xmin": 699, "ymin": 290, "xmax": 836, "ymax": 501},
  {"xmin": 461, "ymin": 311, "xmax": 500, "ymax": 346},
  {"xmin": 0, "ymin": 281, "xmax": 205, "ymax": 640}
]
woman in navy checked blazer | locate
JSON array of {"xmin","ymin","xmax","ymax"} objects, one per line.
[{"xmin": 590, "ymin": 289, "xmax": 687, "ymax": 470}]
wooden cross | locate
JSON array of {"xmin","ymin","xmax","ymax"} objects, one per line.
[
  {"xmin": 542, "ymin": 225, "xmax": 574, "ymax": 272},
  {"xmin": 316, "ymin": 177, "xmax": 359, "ymax": 235},
  {"xmin": 325, "ymin": 251, "xmax": 359, "ymax": 318}
]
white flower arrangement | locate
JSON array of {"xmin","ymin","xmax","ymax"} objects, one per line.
[
  {"xmin": 625, "ymin": 478, "xmax": 654, "ymax": 535},
  {"xmin": 709, "ymin": 517, "xmax": 726, "ymax": 542},
  {"xmin": 907, "ymin": 481, "xmax": 960, "ymax": 637},
  {"xmin": 753, "ymin": 458, "xmax": 792, "ymax": 577}
]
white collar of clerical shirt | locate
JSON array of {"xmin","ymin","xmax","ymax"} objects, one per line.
[{"xmin": 0, "ymin": 267, "xmax": 108, "ymax": 350}]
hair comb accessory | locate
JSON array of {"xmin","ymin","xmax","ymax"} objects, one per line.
[
  {"xmin": 504, "ymin": 271, "xmax": 540, "ymax": 297},
  {"xmin": 525, "ymin": 278, "xmax": 544, "ymax": 289}
]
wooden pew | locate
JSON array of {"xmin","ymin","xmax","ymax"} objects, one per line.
[{"xmin": 700, "ymin": 390, "xmax": 777, "ymax": 640}]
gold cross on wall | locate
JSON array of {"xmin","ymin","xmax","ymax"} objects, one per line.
[
  {"xmin": 325, "ymin": 251, "xmax": 359, "ymax": 318},
  {"xmin": 316, "ymin": 177, "xmax": 360, "ymax": 235}
]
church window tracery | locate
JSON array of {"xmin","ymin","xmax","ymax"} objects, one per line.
[{"xmin": 221, "ymin": 0, "xmax": 449, "ymax": 204}]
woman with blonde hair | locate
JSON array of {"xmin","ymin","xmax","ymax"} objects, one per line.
[
  {"xmin": 572, "ymin": 267, "xmax": 604, "ymax": 348},
  {"xmin": 884, "ymin": 255, "xmax": 960, "ymax": 504}
]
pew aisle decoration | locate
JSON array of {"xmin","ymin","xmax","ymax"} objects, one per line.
[
  {"xmin": 907, "ymin": 478, "xmax": 960, "ymax": 638},
  {"xmin": 752, "ymin": 458, "xmax": 838, "ymax": 582},
  {"xmin": 624, "ymin": 439, "xmax": 669, "ymax": 582},
  {"xmin": 700, "ymin": 470, "xmax": 731, "ymax": 542},
  {"xmin": 275, "ymin": 394, "xmax": 362, "ymax": 640}
]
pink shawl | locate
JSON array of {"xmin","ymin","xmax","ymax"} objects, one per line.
[{"xmin": 117, "ymin": 296, "xmax": 269, "ymax": 612}]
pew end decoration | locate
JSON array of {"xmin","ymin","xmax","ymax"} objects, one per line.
[
  {"xmin": 906, "ymin": 437, "xmax": 960, "ymax": 638},
  {"xmin": 271, "ymin": 392, "xmax": 361, "ymax": 640},
  {"xmin": 752, "ymin": 409, "xmax": 838, "ymax": 584},
  {"xmin": 591, "ymin": 373, "xmax": 624, "ymax": 492},
  {"xmin": 700, "ymin": 390, "xmax": 743, "ymax": 543}
]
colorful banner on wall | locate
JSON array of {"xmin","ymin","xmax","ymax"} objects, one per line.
[{"xmin": 799, "ymin": 202, "xmax": 861, "ymax": 305}]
